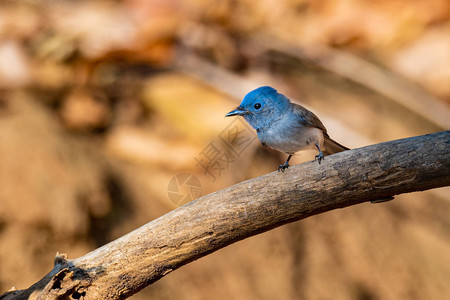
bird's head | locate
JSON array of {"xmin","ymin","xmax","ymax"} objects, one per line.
[{"xmin": 225, "ymin": 86, "xmax": 290, "ymax": 130}]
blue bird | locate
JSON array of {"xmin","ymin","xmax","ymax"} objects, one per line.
[{"xmin": 226, "ymin": 86, "xmax": 349, "ymax": 172}]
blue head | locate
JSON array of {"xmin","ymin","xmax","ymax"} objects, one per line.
[{"xmin": 226, "ymin": 86, "xmax": 291, "ymax": 130}]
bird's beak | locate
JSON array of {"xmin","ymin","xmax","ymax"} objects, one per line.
[{"xmin": 225, "ymin": 106, "xmax": 249, "ymax": 117}]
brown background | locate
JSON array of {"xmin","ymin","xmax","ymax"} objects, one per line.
[{"xmin": 0, "ymin": 1, "xmax": 449, "ymax": 299}]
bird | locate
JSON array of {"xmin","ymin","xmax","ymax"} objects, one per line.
[{"xmin": 226, "ymin": 86, "xmax": 349, "ymax": 172}]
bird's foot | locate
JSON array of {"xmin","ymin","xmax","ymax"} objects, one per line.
[
  {"xmin": 278, "ymin": 162, "xmax": 290, "ymax": 172},
  {"xmin": 315, "ymin": 153, "xmax": 324, "ymax": 164}
]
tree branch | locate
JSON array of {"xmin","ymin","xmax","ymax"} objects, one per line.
[{"xmin": 3, "ymin": 131, "xmax": 449, "ymax": 300}]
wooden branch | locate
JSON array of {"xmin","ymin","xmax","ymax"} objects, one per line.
[{"xmin": 3, "ymin": 131, "xmax": 449, "ymax": 300}]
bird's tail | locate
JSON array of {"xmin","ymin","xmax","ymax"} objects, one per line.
[{"xmin": 323, "ymin": 136, "xmax": 350, "ymax": 155}]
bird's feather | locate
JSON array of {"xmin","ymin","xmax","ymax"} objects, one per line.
[
  {"xmin": 290, "ymin": 103, "xmax": 328, "ymax": 135},
  {"xmin": 323, "ymin": 136, "xmax": 350, "ymax": 155}
]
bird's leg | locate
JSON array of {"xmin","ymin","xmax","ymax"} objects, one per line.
[
  {"xmin": 278, "ymin": 155, "xmax": 293, "ymax": 172},
  {"xmin": 315, "ymin": 144, "xmax": 325, "ymax": 164}
]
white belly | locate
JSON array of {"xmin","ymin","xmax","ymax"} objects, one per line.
[{"xmin": 258, "ymin": 126, "xmax": 324, "ymax": 154}]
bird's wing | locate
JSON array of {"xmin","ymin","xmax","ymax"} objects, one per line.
[{"xmin": 290, "ymin": 103, "xmax": 329, "ymax": 136}]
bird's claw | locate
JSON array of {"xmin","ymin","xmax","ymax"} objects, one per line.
[
  {"xmin": 315, "ymin": 153, "xmax": 324, "ymax": 164},
  {"xmin": 278, "ymin": 162, "xmax": 290, "ymax": 172}
]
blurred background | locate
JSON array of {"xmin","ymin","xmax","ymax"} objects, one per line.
[{"xmin": 0, "ymin": 0, "xmax": 449, "ymax": 299}]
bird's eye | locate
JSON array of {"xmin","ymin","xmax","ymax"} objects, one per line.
[{"xmin": 254, "ymin": 103, "xmax": 261, "ymax": 110}]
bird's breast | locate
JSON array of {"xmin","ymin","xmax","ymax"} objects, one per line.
[{"xmin": 257, "ymin": 121, "xmax": 324, "ymax": 154}]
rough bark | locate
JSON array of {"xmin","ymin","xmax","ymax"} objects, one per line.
[{"xmin": 2, "ymin": 131, "xmax": 449, "ymax": 300}]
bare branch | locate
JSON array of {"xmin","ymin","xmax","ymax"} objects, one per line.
[{"xmin": 3, "ymin": 131, "xmax": 449, "ymax": 300}]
